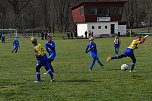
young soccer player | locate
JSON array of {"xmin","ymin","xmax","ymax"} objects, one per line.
[
  {"xmin": 1, "ymin": 34, "xmax": 5, "ymax": 43},
  {"xmin": 114, "ymin": 35, "xmax": 120, "ymax": 55},
  {"xmin": 44, "ymin": 35, "xmax": 56, "ymax": 74},
  {"xmin": 85, "ymin": 37, "xmax": 104, "ymax": 71},
  {"xmin": 107, "ymin": 35, "xmax": 149, "ymax": 72},
  {"xmin": 12, "ymin": 38, "xmax": 20, "ymax": 53},
  {"xmin": 31, "ymin": 37, "xmax": 55, "ymax": 82}
]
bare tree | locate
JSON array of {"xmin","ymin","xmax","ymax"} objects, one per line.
[{"xmin": 7, "ymin": 0, "xmax": 32, "ymax": 28}]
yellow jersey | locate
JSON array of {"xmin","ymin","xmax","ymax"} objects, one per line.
[
  {"xmin": 114, "ymin": 38, "xmax": 120, "ymax": 44},
  {"xmin": 34, "ymin": 44, "xmax": 45, "ymax": 56},
  {"xmin": 128, "ymin": 39, "xmax": 140, "ymax": 49}
]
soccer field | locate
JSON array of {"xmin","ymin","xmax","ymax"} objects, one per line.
[{"xmin": 0, "ymin": 36, "xmax": 152, "ymax": 101}]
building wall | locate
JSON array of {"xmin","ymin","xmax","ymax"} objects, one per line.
[
  {"xmin": 77, "ymin": 22, "xmax": 119, "ymax": 37},
  {"xmin": 71, "ymin": 2, "xmax": 126, "ymax": 23},
  {"xmin": 118, "ymin": 25, "xmax": 126, "ymax": 35},
  {"xmin": 77, "ymin": 23, "xmax": 88, "ymax": 37},
  {"xmin": 72, "ymin": 6, "xmax": 85, "ymax": 23}
]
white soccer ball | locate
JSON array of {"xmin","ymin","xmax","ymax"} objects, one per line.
[{"xmin": 121, "ymin": 64, "xmax": 128, "ymax": 71}]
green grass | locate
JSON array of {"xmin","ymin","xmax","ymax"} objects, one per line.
[{"xmin": 0, "ymin": 36, "xmax": 152, "ymax": 101}]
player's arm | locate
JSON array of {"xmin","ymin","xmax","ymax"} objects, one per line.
[
  {"xmin": 87, "ymin": 46, "xmax": 94, "ymax": 52},
  {"xmin": 118, "ymin": 38, "xmax": 121, "ymax": 45},
  {"xmin": 45, "ymin": 43, "xmax": 50, "ymax": 53},
  {"xmin": 34, "ymin": 47, "xmax": 42, "ymax": 59},
  {"xmin": 85, "ymin": 44, "xmax": 89, "ymax": 53},
  {"xmin": 18, "ymin": 41, "xmax": 20, "ymax": 47},
  {"xmin": 139, "ymin": 35, "xmax": 149, "ymax": 44},
  {"xmin": 86, "ymin": 45, "xmax": 94, "ymax": 53}
]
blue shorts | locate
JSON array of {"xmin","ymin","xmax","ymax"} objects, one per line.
[
  {"xmin": 90, "ymin": 52, "xmax": 98, "ymax": 59},
  {"xmin": 14, "ymin": 45, "xmax": 19, "ymax": 48},
  {"xmin": 48, "ymin": 52, "xmax": 56, "ymax": 60},
  {"xmin": 114, "ymin": 44, "xmax": 120, "ymax": 48},
  {"xmin": 122, "ymin": 48, "xmax": 135, "ymax": 58},
  {"xmin": 37, "ymin": 54, "xmax": 49, "ymax": 67}
]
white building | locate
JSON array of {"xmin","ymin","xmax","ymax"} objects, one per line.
[{"xmin": 71, "ymin": 2, "xmax": 127, "ymax": 38}]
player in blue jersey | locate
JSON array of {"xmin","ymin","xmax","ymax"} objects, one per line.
[
  {"xmin": 114, "ymin": 35, "xmax": 120, "ymax": 55},
  {"xmin": 107, "ymin": 35, "xmax": 149, "ymax": 72},
  {"xmin": 44, "ymin": 35, "xmax": 56, "ymax": 74},
  {"xmin": 31, "ymin": 37, "xmax": 55, "ymax": 82},
  {"xmin": 1, "ymin": 34, "xmax": 5, "ymax": 43},
  {"xmin": 85, "ymin": 37, "xmax": 104, "ymax": 71},
  {"xmin": 12, "ymin": 38, "xmax": 20, "ymax": 53}
]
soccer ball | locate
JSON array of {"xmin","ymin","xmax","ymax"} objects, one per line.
[{"xmin": 121, "ymin": 64, "xmax": 128, "ymax": 71}]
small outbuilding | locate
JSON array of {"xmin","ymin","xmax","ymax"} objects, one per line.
[{"xmin": 71, "ymin": 1, "xmax": 127, "ymax": 38}]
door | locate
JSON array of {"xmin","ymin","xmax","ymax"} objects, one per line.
[{"xmin": 111, "ymin": 24, "xmax": 115, "ymax": 34}]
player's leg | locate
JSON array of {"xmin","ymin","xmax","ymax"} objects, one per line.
[
  {"xmin": 36, "ymin": 64, "xmax": 41, "ymax": 81},
  {"xmin": 90, "ymin": 56, "xmax": 96, "ymax": 71},
  {"xmin": 129, "ymin": 55, "xmax": 136, "ymax": 72},
  {"xmin": 44, "ymin": 53, "xmax": 56, "ymax": 74},
  {"xmin": 96, "ymin": 57, "xmax": 104, "ymax": 67},
  {"xmin": 43, "ymin": 54, "xmax": 55, "ymax": 82},
  {"xmin": 107, "ymin": 48, "xmax": 127, "ymax": 61},
  {"xmin": 115, "ymin": 47, "xmax": 119, "ymax": 55},
  {"xmin": 48, "ymin": 58, "xmax": 54, "ymax": 73},
  {"xmin": 114, "ymin": 46, "xmax": 118, "ymax": 55},
  {"xmin": 107, "ymin": 54, "xmax": 126, "ymax": 61},
  {"xmin": 45, "ymin": 65, "xmax": 55, "ymax": 82},
  {"xmin": 15, "ymin": 47, "xmax": 18, "ymax": 53},
  {"xmin": 12, "ymin": 47, "xmax": 16, "ymax": 53}
]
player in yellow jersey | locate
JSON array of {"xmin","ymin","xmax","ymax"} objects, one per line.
[
  {"xmin": 31, "ymin": 37, "xmax": 55, "ymax": 82},
  {"xmin": 114, "ymin": 35, "xmax": 120, "ymax": 55},
  {"xmin": 107, "ymin": 35, "xmax": 149, "ymax": 72}
]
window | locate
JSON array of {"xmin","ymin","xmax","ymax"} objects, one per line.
[
  {"xmin": 98, "ymin": 26, "xmax": 101, "ymax": 29},
  {"xmin": 92, "ymin": 26, "xmax": 95, "ymax": 29},
  {"xmin": 105, "ymin": 26, "xmax": 107, "ymax": 29},
  {"xmin": 80, "ymin": 7, "xmax": 84, "ymax": 16},
  {"xmin": 85, "ymin": 8, "xmax": 97, "ymax": 15},
  {"xmin": 97, "ymin": 8, "xmax": 109, "ymax": 16},
  {"xmin": 110, "ymin": 7, "xmax": 123, "ymax": 15}
]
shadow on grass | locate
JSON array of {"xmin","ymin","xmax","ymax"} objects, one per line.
[
  {"xmin": 109, "ymin": 68, "xmax": 120, "ymax": 71},
  {"xmin": 131, "ymin": 74, "xmax": 142, "ymax": 79},
  {"xmin": 58, "ymin": 79, "xmax": 100, "ymax": 82}
]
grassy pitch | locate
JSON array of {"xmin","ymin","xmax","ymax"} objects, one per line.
[{"xmin": 0, "ymin": 36, "xmax": 152, "ymax": 101}]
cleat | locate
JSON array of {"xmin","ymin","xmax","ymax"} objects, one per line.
[
  {"xmin": 106, "ymin": 57, "xmax": 111, "ymax": 62},
  {"xmin": 43, "ymin": 72, "xmax": 48, "ymax": 75},
  {"xmin": 51, "ymin": 78, "xmax": 55, "ymax": 82},
  {"xmin": 100, "ymin": 64, "xmax": 104, "ymax": 67},
  {"xmin": 129, "ymin": 70, "xmax": 136, "ymax": 73},
  {"xmin": 51, "ymin": 70, "xmax": 54, "ymax": 73},
  {"xmin": 34, "ymin": 80, "xmax": 40, "ymax": 83},
  {"xmin": 89, "ymin": 68, "xmax": 92, "ymax": 71}
]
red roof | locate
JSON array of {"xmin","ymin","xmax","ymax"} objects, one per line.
[{"xmin": 71, "ymin": 1, "xmax": 127, "ymax": 10}]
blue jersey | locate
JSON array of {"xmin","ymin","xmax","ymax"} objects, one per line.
[
  {"xmin": 45, "ymin": 40, "xmax": 56, "ymax": 54},
  {"xmin": 13, "ymin": 39, "xmax": 19, "ymax": 48},
  {"xmin": 45, "ymin": 40, "xmax": 56, "ymax": 60},
  {"xmin": 86, "ymin": 42, "xmax": 98, "ymax": 57}
]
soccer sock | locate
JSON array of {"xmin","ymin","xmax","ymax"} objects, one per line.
[
  {"xmin": 115, "ymin": 48, "xmax": 119, "ymax": 55},
  {"xmin": 111, "ymin": 56, "xmax": 118, "ymax": 59},
  {"xmin": 131, "ymin": 63, "xmax": 135, "ymax": 71},
  {"xmin": 90, "ymin": 60, "xmax": 95, "ymax": 70},
  {"xmin": 49, "ymin": 63, "xmax": 54, "ymax": 73},
  {"xmin": 47, "ymin": 70, "xmax": 54, "ymax": 79},
  {"xmin": 97, "ymin": 59, "xmax": 103, "ymax": 66},
  {"xmin": 36, "ymin": 72, "xmax": 41, "ymax": 81}
]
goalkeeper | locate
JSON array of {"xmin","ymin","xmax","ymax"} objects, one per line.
[
  {"xmin": 107, "ymin": 35, "xmax": 149, "ymax": 72},
  {"xmin": 85, "ymin": 37, "xmax": 104, "ymax": 71}
]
